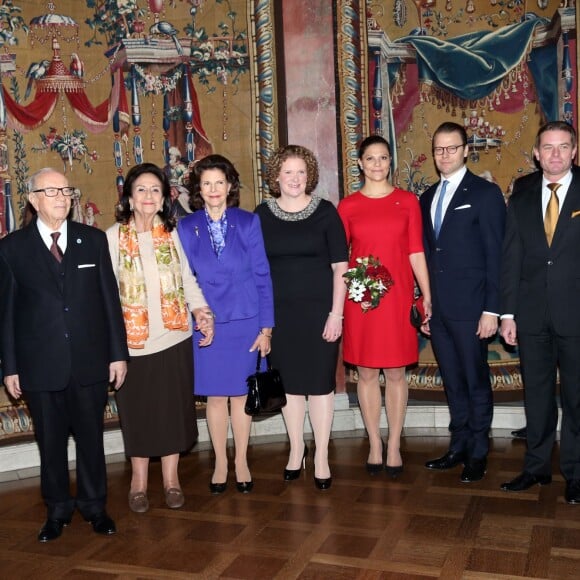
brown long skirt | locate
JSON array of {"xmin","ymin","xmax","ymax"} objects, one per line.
[{"xmin": 115, "ymin": 337, "xmax": 197, "ymax": 457}]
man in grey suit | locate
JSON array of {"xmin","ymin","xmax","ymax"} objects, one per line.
[
  {"xmin": 500, "ymin": 121, "xmax": 580, "ymax": 504},
  {"xmin": 0, "ymin": 168, "xmax": 129, "ymax": 541},
  {"xmin": 420, "ymin": 122, "xmax": 506, "ymax": 483}
]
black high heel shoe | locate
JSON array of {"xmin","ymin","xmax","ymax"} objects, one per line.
[
  {"xmin": 209, "ymin": 481, "xmax": 227, "ymax": 494},
  {"xmin": 236, "ymin": 480, "xmax": 254, "ymax": 493},
  {"xmin": 385, "ymin": 464, "xmax": 403, "ymax": 478},
  {"xmin": 385, "ymin": 446, "xmax": 403, "ymax": 478},
  {"xmin": 366, "ymin": 441, "xmax": 384, "ymax": 475},
  {"xmin": 284, "ymin": 444, "xmax": 308, "ymax": 481},
  {"xmin": 314, "ymin": 476, "xmax": 332, "ymax": 490}
]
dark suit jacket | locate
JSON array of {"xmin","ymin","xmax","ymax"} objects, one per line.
[
  {"xmin": 500, "ymin": 166, "xmax": 580, "ymax": 335},
  {"xmin": 0, "ymin": 218, "xmax": 129, "ymax": 392},
  {"xmin": 420, "ymin": 169, "xmax": 506, "ymax": 321},
  {"xmin": 178, "ymin": 207, "xmax": 274, "ymax": 328}
]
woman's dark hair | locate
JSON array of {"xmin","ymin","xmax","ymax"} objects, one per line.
[
  {"xmin": 116, "ymin": 163, "xmax": 175, "ymax": 231},
  {"xmin": 188, "ymin": 154, "xmax": 241, "ymax": 211},
  {"xmin": 358, "ymin": 135, "xmax": 392, "ymax": 161},
  {"xmin": 264, "ymin": 145, "xmax": 319, "ymax": 197}
]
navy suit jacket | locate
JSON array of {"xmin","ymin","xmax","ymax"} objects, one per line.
[
  {"xmin": 501, "ymin": 166, "xmax": 580, "ymax": 335},
  {"xmin": 0, "ymin": 219, "xmax": 129, "ymax": 392},
  {"xmin": 178, "ymin": 207, "xmax": 274, "ymax": 328},
  {"xmin": 420, "ymin": 169, "xmax": 506, "ymax": 321}
]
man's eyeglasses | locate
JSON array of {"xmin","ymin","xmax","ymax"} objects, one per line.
[
  {"xmin": 31, "ymin": 187, "xmax": 78, "ymax": 197},
  {"xmin": 433, "ymin": 144, "xmax": 465, "ymax": 156}
]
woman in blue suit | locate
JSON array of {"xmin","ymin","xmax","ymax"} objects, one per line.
[{"xmin": 178, "ymin": 154, "xmax": 274, "ymax": 494}]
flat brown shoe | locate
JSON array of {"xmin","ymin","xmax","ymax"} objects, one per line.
[
  {"xmin": 128, "ymin": 491, "xmax": 149, "ymax": 513},
  {"xmin": 165, "ymin": 487, "xmax": 185, "ymax": 509}
]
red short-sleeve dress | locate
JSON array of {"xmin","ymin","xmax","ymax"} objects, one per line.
[{"xmin": 337, "ymin": 189, "xmax": 424, "ymax": 368}]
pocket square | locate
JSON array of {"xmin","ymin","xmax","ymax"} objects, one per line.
[
  {"xmin": 454, "ymin": 204, "xmax": 471, "ymax": 210},
  {"xmin": 78, "ymin": 263, "xmax": 96, "ymax": 269},
  {"xmin": 572, "ymin": 210, "xmax": 580, "ymax": 218}
]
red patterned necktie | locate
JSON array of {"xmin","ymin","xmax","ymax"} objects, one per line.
[
  {"xmin": 50, "ymin": 232, "xmax": 64, "ymax": 263},
  {"xmin": 544, "ymin": 183, "xmax": 561, "ymax": 247}
]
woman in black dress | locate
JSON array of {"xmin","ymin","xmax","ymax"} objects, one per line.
[{"xmin": 255, "ymin": 145, "xmax": 348, "ymax": 489}]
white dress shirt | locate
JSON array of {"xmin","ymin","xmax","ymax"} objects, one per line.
[
  {"xmin": 541, "ymin": 170, "xmax": 573, "ymax": 219},
  {"xmin": 430, "ymin": 165, "xmax": 468, "ymax": 226},
  {"xmin": 36, "ymin": 218, "xmax": 68, "ymax": 254}
]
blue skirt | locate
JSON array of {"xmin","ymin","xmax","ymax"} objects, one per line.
[{"xmin": 193, "ymin": 315, "xmax": 265, "ymax": 396}]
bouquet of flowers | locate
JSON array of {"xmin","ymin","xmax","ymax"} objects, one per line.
[{"xmin": 343, "ymin": 255, "xmax": 394, "ymax": 313}]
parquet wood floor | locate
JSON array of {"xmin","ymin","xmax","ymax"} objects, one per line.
[{"xmin": 1, "ymin": 431, "xmax": 579, "ymax": 579}]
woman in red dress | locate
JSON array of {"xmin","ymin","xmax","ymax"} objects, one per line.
[{"xmin": 338, "ymin": 136, "xmax": 431, "ymax": 476}]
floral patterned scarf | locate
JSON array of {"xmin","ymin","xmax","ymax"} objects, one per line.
[
  {"xmin": 118, "ymin": 215, "xmax": 189, "ymax": 349},
  {"xmin": 205, "ymin": 207, "xmax": 228, "ymax": 259}
]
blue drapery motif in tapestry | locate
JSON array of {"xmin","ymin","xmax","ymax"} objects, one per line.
[
  {"xmin": 527, "ymin": 43, "xmax": 559, "ymax": 123},
  {"xmin": 392, "ymin": 15, "xmax": 557, "ymax": 121}
]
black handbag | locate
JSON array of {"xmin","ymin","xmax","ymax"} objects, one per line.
[
  {"xmin": 244, "ymin": 353, "xmax": 287, "ymax": 416},
  {"xmin": 410, "ymin": 295, "xmax": 425, "ymax": 329}
]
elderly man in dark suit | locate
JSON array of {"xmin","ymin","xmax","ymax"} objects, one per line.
[
  {"xmin": 420, "ymin": 121, "xmax": 506, "ymax": 483},
  {"xmin": 0, "ymin": 168, "xmax": 129, "ymax": 541},
  {"xmin": 500, "ymin": 121, "xmax": 580, "ymax": 504}
]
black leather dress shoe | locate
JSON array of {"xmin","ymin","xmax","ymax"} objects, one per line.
[
  {"xmin": 460, "ymin": 459, "xmax": 487, "ymax": 483},
  {"xmin": 511, "ymin": 426, "xmax": 527, "ymax": 440},
  {"xmin": 500, "ymin": 471, "xmax": 552, "ymax": 492},
  {"xmin": 425, "ymin": 451, "xmax": 466, "ymax": 470},
  {"xmin": 89, "ymin": 512, "xmax": 116, "ymax": 535},
  {"xmin": 38, "ymin": 518, "xmax": 70, "ymax": 542},
  {"xmin": 565, "ymin": 479, "xmax": 580, "ymax": 504}
]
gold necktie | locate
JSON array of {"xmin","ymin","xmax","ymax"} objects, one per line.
[{"xmin": 544, "ymin": 183, "xmax": 561, "ymax": 247}]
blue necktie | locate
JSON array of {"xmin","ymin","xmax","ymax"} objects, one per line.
[{"xmin": 433, "ymin": 180, "xmax": 448, "ymax": 238}]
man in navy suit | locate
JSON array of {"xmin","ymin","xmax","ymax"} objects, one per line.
[
  {"xmin": 420, "ymin": 122, "xmax": 506, "ymax": 483},
  {"xmin": 0, "ymin": 168, "xmax": 129, "ymax": 541},
  {"xmin": 500, "ymin": 121, "xmax": 580, "ymax": 504}
]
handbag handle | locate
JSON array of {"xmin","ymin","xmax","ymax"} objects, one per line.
[{"xmin": 255, "ymin": 352, "xmax": 272, "ymax": 372}]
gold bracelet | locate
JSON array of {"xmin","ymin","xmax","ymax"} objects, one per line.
[{"xmin": 259, "ymin": 330, "xmax": 272, "ymax": 338}]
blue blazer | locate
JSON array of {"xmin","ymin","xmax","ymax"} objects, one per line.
[
  {"xmin": 420, "ymin": 169, "xmax": 506, "ymax": 321},
  {"xmin": 178, "ymin": 207, "xmax": 274, "ymax": 328}
]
